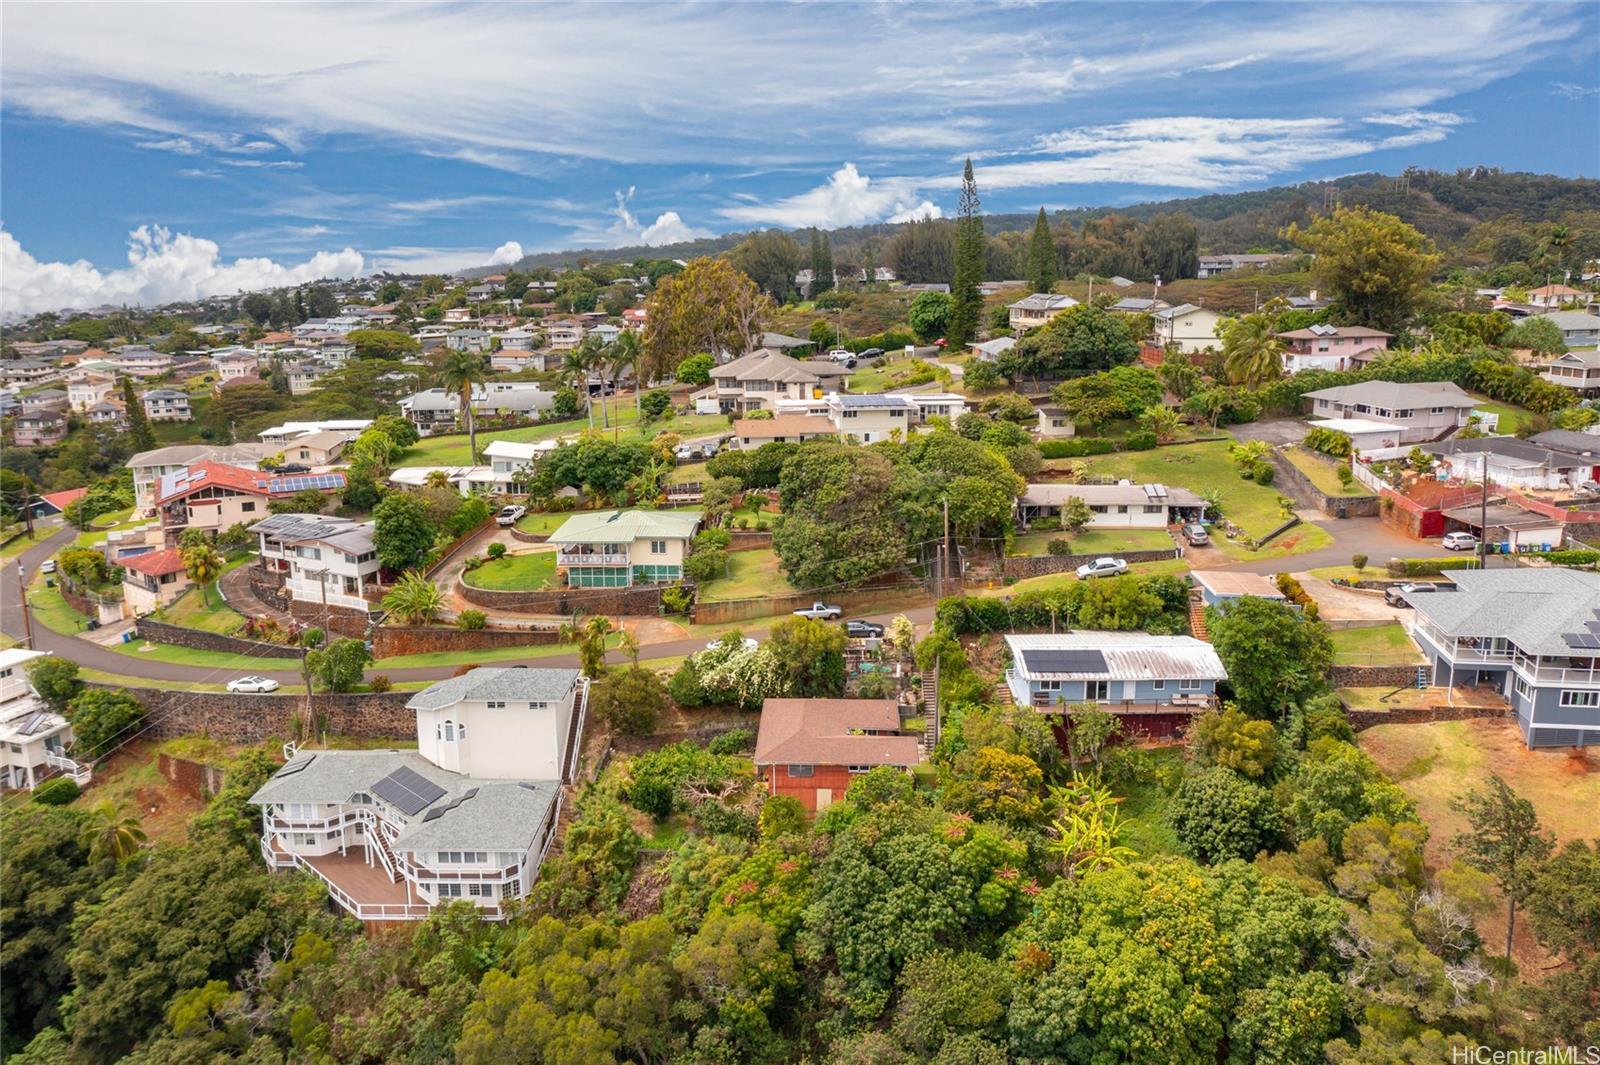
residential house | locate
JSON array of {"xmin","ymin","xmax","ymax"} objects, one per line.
[
  {"xmin": 482, "ymin": 439, "xmax": 558, "ymax": 494},
  {"xmin": 1526, "ymin": 284, "xmax": 1588, "ymax": 310},
  {"xmin": 1538, "ymin": 350, "xmax": 1600, "ymax": 396},
  {"xmin": 898, "ymin": 283, "xmax": 951, "ymax": 294},
  {"xmin": 1196, "ymin": 253, "xmax": 1285, "ymax": 278},
  {"xmin": 1300, "ymin": 418, "xmax": 1410, "ymax": 452},
  {"xmin": 283, "ymin": 361, "xmax": 331, "ymax": 396},
  {"xmin": 545, "ymin": 509, "xmax": 702, "ymax": 586},
  {"xmin": 252, "ymin": 667, "xmax": 587, "ymax": 920},
  {"xmin": 480, "ymin": 314, "xmax": 516, "ymax": 330},
  {"xmin": 141, "ymin": 388, "xmax": 192, "ymax": 422},
  {"xmin": 467, "ymin": 284, "xmax": 495, "ymax": 302},
  {"xmin": 972, "ymin": 336, "xmax": 1016, "ymax": 362},
  {"xmin": 590, "ymin": 323, "xmax": 621, "ymax": 345},
  {"xmin": 120, "ymin": 548, "xmax": 191, "ymax": 614},
  {"xmin": 155, "ymin": 463, "xmax": 346, "ymax": 542},
  {"xmin": 442, "ymin": 307, "xmax": 475, "ymax": 324},
  {"xmin": 0, "ymin": 649, "xmax": 90, "ymax": 791},
  {"xmin": 0, "ymin": 360, "xmax": 64, "ymax": 386},
  {"xmin": 252, "ymin": 513, "xmax": 381, "ymax": 614},
  {"xmin": 109, "ymin": 346, "xmax": 175, "ymax": 379},
  {"xmin": 85, "ymin": 400, "xmax": 126, "ymax": 427},
  {"xmin": 1109, "ymin": 297, "xmax": 1169, "ymax": 314},
  {"xmin": 827, "ymin": 393, "xmax": 917, "ymax": 442},
  {"xmin": 65, "ymin": 371, "xmax": 116, "ymax": 411},
  {"xmin": 1534, "ymin": 311, "xmax": 1600, "ymax": 351},
  {"xmin": 753, "ymin": 699, "xmax": 921, "ymax": 813},
  {"xmin": 545, "ymin": 320, "xmax": 585, "ymax": 352},
  {"xmin": 1008, "ymin": 293, "xmax": 1079, "ymax": 333},
  {"xmin": 1409, "ymin": 569, "xmax": 1600, "ymax": 748},
  {"xmin": 1423, "ymin": 437, "xmax": 1596, "ymax": 492},
  {"xmin": 704, "ymin": 349, "xmax": 826, "ymax": 414},
  {"xmin": 475, "ymin": 383, "xmax": 556, "ymax": 421},
  {"xmin": 1036, "ymin": 405, "xmax": 1075, "ymax": 439},
  {"xmin": 253, "ymin": 331, "xmax": 296, "ymax": 352},
  {"xmin": 129, "ymin": 443, "xmax": 275, "ymax": 515},
  {"xmin": 731, "ymin": 414, "xmax": 836, "ymax": 450},
  {"xmin": 1301, "ymin": 380, "xmax": 1479, "ymax": 443},
  {"xmin": 1529, "ymin": 430, "xmax": 1600, "ymax": 483},
  {"xmin": 1277, "ymin": 324, "xmax": 1393, "ymax": 373},
  {"xmin": 494, "ymin": 327, "xmax": 539, "ymax": 349},
  {"xmin": 1191, "ymin": 570, "xmax": 1286, "ymax": 609},
  {"xmin": 490, "ymin": 348, "xmax": 550, "ymax": 373},
  {"xmin": 446, "ymin": 329, "xmax": 492, "ymax": 353},
  {"xmin": 1003, "ymin": 632, "xmax": 1225, "ymax": 739},
  {"xmin": 19, "ymin": 389, "xmax": 68, "ymax": 413},
  {"xmin": 257, "ymin": 420, "xmax": 371, "ymax": 446},
  {"xmin": 903, "ymin": 392, "xmax": 969, "ymax": 422},
  {"xmin": 1150, "ymin": 303, "xmax": 1224, "ymax": 354},
  {"xmin": 12, "ymin": 410, "xmax": 69, "ymax": 447},
  {"xmin": 1439, "ymin": 501, "xmax": 1565, "ymax": 552},
  {"xmin": 213, "ymin": 350, "xmax": 259, "ymax": 387},
  {"xmin": 282, "ymin": 430, "xmax": 350, "ymax": 467},
  {"xmin": 1015, "ymin": 482, "xmax": 1204, "ymax": 527},
  {"xmin": 402, "ymin": 389, "xmax": 462, "ymax": 436}
]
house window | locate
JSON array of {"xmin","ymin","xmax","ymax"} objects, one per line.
[
  {"xmin": 1514, "ymin": 677, "xmax": 1531, "ymax": 700},
  {"xmin": 442, "ymin": 721, "xmax": 456, "ymax": 741},
  {"xmin": 527, "ymin": 701, "xmax": 547, "ymax": 710},
  {"xmin": 1178, "ymin": 679, "xmax": 1202, "ymax": 691},
  {"xmin": 437, "ymin": 883, "xmax": 463, "ymax": 898},
  {"xmin": 242, "ymin": 502, "xmax": 257, "ymax": 512},
  {"xmin": 486, "ymin": 700, "xmax": 506, "ymax": 710},
  {"xmin": 1038, "ymin": 680, "xmax": 1062, "ymax": 692},
  {"xmin": 787, "ymin": 764, "xmax": 815, "ymax": 777},
  {"xmin": 283, "ymin": 803, "xmax": 314, "ymax": 819},
  {"xmin": 468, "ymin": 883, "xmax": 492, "ymax": 897},
  {"xmin": 1142, "ymin": 505, "xmax": 1164, "ymax": 514},
  {"xmin": 847, "ymin": 765, "xmax": 873, "ymax": 774},
  {"xmin": 1559, "ymin": 690, "xmax": 1600, "ymax": 708},
  {"xmin": 298, "ymin": 834, "xmax": 317, "ymax": 846},
  {"xmin": 650, "ymin": 540, "xmax": 667, "ymax": 555},
  {"xmin": 1151, "ymin": 679, "xmax": 1166, "ymax": 691},
  {"xmin": 1086, "ymin": 680, "xmax": 1110, "ymax": 700}
]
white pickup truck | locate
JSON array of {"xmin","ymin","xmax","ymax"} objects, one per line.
[{"xmin": 792, "ymin": 601, "xmax": 843, "ymax": 621}]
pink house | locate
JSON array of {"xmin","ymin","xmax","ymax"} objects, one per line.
[{"xmin": 1277, "ymin": 324, "xmax": 1393, "ymax": 373}]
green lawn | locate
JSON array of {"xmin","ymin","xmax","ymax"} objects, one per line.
[
  {"xmin": 462, "ymin": 552, "xmax": 556, "ymax": 591},
  {"xmin": 373, "ymin": 632, "xmax": 620, "ymax": 670},
  {"xmin": 152, "ymin": 586, "xmax": 247, "ymax": 635},
  {"xmin": 400, "ymin": 404, "xmax": 731, "ymax": 466},
  {"xmin": 76, "ymin": 667, "xmax": 230, "ymax": 692},
  {"xmin": 27, "ymin": 581, "xmax": 91, "ymax": 634},
  {"xmin": 76, "ymin": 511, "xmax": 153, "ymax": 547},
  {"xmin": 697, "ymin": 549, "xmax": 798, "ymax": 602},
  {"xmin": 110, "ymin": 640, "xmax": 293, "ymax": 671},
  {"xmin": 1465, "ymin": 394, "xmax": 1534, "ymax": 435},
  {"xmin": 985, "ymin": 557, "xmax": 1193, "ymax": 597},
  {"xmin": 1330, "ymin": 623, "xmax": 1423, "ymax": 665},
  {"xmin": 1114, "ymin": 747, "xmax": 1184, "ymax": 858},
  {"xmin": 1281, "ymin": 446, "xmax": 1365, "ymax": 496},
  {"xmin": 845, "ymin": 355, "xmax": 946, "ymax": 393},
  {"xmin": 1012, "ymin": 528, "xmax": 1174, "ymax": 557},
  {"xmin": 0, "ymin": 527, "xmax": 52, "ymax": 561},
  {"xmin": 516, "ymin": 510, "xmax": 594, "ymax": 535}
]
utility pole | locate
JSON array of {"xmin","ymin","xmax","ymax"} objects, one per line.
[
  {"xmin": 17, "ymin": 563, "xmax": 34, "ymax": 649},
  {"xmin": 942, "ymin": 498, "xmax": 952, "ymax": 592},
  {"xmin": 1479, "ymin": 463, "xmax": 1489, "ymax": 569}
]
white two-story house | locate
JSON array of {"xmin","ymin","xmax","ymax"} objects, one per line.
[
  {"xmin": 545, "ymin": 509, "xmax": 701, "ymax": 586},
  {"xmin": 252, "ymin": 513, "xmax": 382, "ymax": 615},
  {"xmin": 1410, "ymin": 569, "xmax": 1600, "ymax": 749},
  {"xmin": 0, "ymin": 649, "xmax": 90, "ymax": 791},
  {"xmin": 1277, "ymin": 325, "xmax": 1393, "ymax": 373},
  {"xmin": 1008, "ymin": 293, "xmax": 1078, "ymax": 333},
  {"xmin": 826, "ymin": 392, "xmax": 918, "ymax": 442},
  {"xmin": 482, "ymin": 439, "xmax": 558, "ymax": 494},
  {"xmin": 252, "ymin": 667, "xmax": 588, "ymax": 920},
  {"xmin": 703, "ymin": 349, "xmax": 827, "ymax": 415},
  {"xmin": 1301, "ymin": 380, "xmax": 1480, "ymax": 444}
]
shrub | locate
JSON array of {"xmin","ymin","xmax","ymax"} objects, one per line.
[
  {"xmin": 486, "ymin": 542, "xmax": 507, "ymax": 560},
  {"xmin": 31, "ymin": 777, "xmax": 80, "ymax": 805},
  {"xmin": 1038, "ymin": 438, "xmax": 1116, "ymax": 459},
  {"xmin": 1351, "ymin": 553, "xmax": 1368, "ymax": 571},
  {"xmin": 856, "ymin": 671, "xmax": 895, "ymax": 699},
  {"xmin": 661, "ymin": 585, "xmax": 694, "ymax": 615},
  {"xmin": 708, "ymin": 726, "xmax": 754, "ymax": 755},
  {"xmin": 590, "ymin": 665, "xmax": 668, "ymax": 735},
  {"xmin": 1046, "ymin": 538, "xmax": 1074, "ymax": 556},
  {"xmin": 1384, "ymin": 556, "xmax": 1482, "ymax": 576},
  {"xmin": 67, "ymin": 689, "xmax": 146, "ymax": 758},
  {"xmin": 1303, "ymin": 426, "xmax": 1353, "ymax": 458},
  {"xmin": 1336, "ymin": 464, "xmax": 1355, "ymax": 488},
  {"xmin": 1252, "ymin": 464, "xmax": 1276, "ymax": 486},
  {"xmin": 1170, "ymin": 766, "xmax": 1281, "ymax": 863},
  {"xmin": 1541, "ymin": 549, "xmax": 1599, "ymax": 566},
  {"xmin": 367, "ymin": 675, "xmax": 392, "ymax": 693},
  {"xmin": 462, "ymin": 555, "xmax": 484, "ymax": 571},
  {"xmin": 1124, "ymin": 430, "xmax": 1157, "ymax": 451},
  {"xmin": 457, "ymin": 610, "xmax": 487, "ymax": 630}
]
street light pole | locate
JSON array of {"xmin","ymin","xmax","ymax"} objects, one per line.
[{"xmin": 17, "ymin": 563, "xmax": 34, "ymax": 649}]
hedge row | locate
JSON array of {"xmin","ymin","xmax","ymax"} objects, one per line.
[
  {"xmin": 1384, "ymin": 556, "xmax": 1485, "ymax": 576},
  {"xmin": 1039, "ymin": 438, "xmax": 1116, "ymax": 459}
]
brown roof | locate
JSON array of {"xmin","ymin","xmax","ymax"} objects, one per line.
[
  {"xmin": 753, "ymin": 699, "xmax": 921, "ymax": 767},
  {"xmin": 733, "ymin": 414, "xmax": 834, "ymax": 439},
  {"xmin": 121, "ymin": 548, "xmax": 186, "ymax": 577}
]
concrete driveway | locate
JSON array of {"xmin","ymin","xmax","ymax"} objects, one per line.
[
  {"xmin": 1230, "ymin": 418, "xmax": 1310, "ymax": 446},
  {"xmin": 1297, "ymin": 576, "xmax": 1411, "ymax": 624}
]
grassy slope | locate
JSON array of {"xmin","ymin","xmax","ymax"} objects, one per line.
[
  {"xmin": 1012, "ymin": 528, "xmax": 1174, "ymax": 557},
  {"xmin": 462, "ymin": 552, "xmax": 556, "ymax": 591},
  {"xmin": 153, "ymin": 586, "xmax": 248, "ymax": 635},
  {"xmin": 697, "ymin": 549, "xmax": 799, "ymax": 602},
  {"xmin": 1282, "ymin": 445, "xmax": 1364, "ymax": 496},
  {"xmin": 1329, "ymin": 623, "xmax": 1423, "ymax": 664}
]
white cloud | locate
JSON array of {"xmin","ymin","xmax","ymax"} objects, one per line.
[
  {"xmin": 0, "ymin": 225, "xmax": 363, "ymax": 318},
  {"xmin": 487, "ymin": 241, "xmax": 524, "ymax": 266},
  {"xmin": 860, "ymin": 117, "xmax": 988, "ymax": 150},
  {"xmin": 1187, "ymin": 53, "xmax": 1266, "ymax": 73},
  {"xmin": 363, "ymin": 246, "xmax": 506, "ymax": 274},
  {"xmin": 610, "ymin": 188, "xmax": 712, "ymax": 246},
  {"xmin": 386, "ymin": 195, "xmax": 510, "ymax": 215},
  {"xmin": 135, "ymin": 137, "xmax": 203, "ymax": 155},
  {"xmin": 1364, "ymin": 110, "xmax": 1468, "ymax": 128},
  {"xmin": 888, "ymin": 201, "xmax": 943, "ymax": 223},
  {"xmin": 218, "ymin": 158, "xmax": 303, "ymax": 170},
  {"xmin": 719, "ymin": 163, "xmax": 941, "ymax": 229},
  {"xmin": 1553, "ymin": 81, "xmax": 1600, "ymax": 98},
  {"xmin": 177, "ymin": 168, "xmax": 222, "ymax": 179}
]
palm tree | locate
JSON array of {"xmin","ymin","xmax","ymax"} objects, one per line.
[
  {"xmin": 381, "ymin": 570, "xmax": 445, "ymax": 625},
  {"xmin": 80, "ymin": 800, "xmax": 147, "ymax": 863},
  {"xmin": 1139, "ymin": 404, "xmax": 1184, "ymax": 444},
  {"xmin": 1045, "ymin": 776, "xmax": 1134, "ymax": 880},
  {"xmin": 1219, "ymin": 312, "xmax": 1284, "ymax": 388},
  {"xmin": 181, "ymin": 542, "xmax": 225, "ymax": 606},
  {"xmin": 437, "ymin": 349, "xmax": 487, "ymax": 462},
  {"xmin": 559, "ymin": 614, "xmax": 614, "ymax": 678},
  {"xmin": 618, "ymin": 630, "xmax": 640, "ymax": 666},
  {"xmin": 607, "ymin": 331, "xmax": 643, "ymax": 425},
  {"xmin": 567, "ymin": 335, "xmax": 606, "ymax": 429},
  {"xmin": 1545, "ymin": 223, "xmax": 1573, "ymax": 272}
]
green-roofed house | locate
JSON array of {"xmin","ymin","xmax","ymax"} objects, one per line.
[{"xmin": 546, "ymin": 509, "xmax": 703, "ymax": 587}]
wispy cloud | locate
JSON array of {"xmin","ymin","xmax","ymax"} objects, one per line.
[
  {"xmin": 720, "ymin": 163, "xmax": 941, "ymax": 228},
  {"xmin": 1553, "ymin": 81, "xmax": 1599, "ymax": 98}
]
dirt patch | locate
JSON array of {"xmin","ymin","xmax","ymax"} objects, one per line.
[{"xmin": 79, "ymin": 740, "xmax": 208, "ymax": 846}]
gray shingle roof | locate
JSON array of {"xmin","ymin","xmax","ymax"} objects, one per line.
[
  {"xmin": 405, "ymin": 667, "xmax": 582, "ymax": 712},
  {"xmin": 1529, "ymin": 429, "xmax": 1600, "ymax": 457},
  {"xmin": 1302, "ymin": 380, "xmax": 1476, "ymax": 408},
  {"xmin": 1423, "ymin": 437, "xmax": 1586, "ymax": 469},
  {"xmin": 1411, "ymin": 569, "xmax": 1600, "ymax": 655}
]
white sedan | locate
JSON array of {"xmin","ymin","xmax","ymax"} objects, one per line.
[
  {"xmin": 1075, "ymin": 557, "xmax": 1129, "ymax": 579},
  {"xmin": 227, "ymin": 675, "xmax": 281, "ymax": 694},
  {"xmin": 1441, "ymin": 531, "xmax": 1479, "ymax": 551}
]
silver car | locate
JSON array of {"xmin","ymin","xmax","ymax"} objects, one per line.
[
  {"xmin": 227, "ymin": 675, "xmax": 281, "ymax": 694},
  {"xmin": 1075, "ymin": 557, "xmax": 1129, "ymax": 579}
]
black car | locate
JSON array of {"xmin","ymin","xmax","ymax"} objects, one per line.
[
  {"xmin": 858, "ymin": 347, "xmax": 884, "ymax": 359},
  {"xmin": 844, "ymin": 619, "xmax": 885, "ymax": 639},
  {"xmin": 271, "ymin": 463, "xmax": 310, "ymax": 474}
]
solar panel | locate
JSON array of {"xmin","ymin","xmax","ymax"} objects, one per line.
[
  {"xmin": 1019, "ymin": 649, "xmax": 1109, "ymax": 675},
  {"xmin": 371, "ymin": 766, "xmax": 445, "ymax": 815},
  {"xmin": 274, "ymin": 755, "xmax": 316, "ymax": 778},
  {"xmin": 422, "ymin": 786, "xmax": 478, "ymax": 822},
  {"xmin": 392, "ymin": 765, "xmax": 447, "ymax": 806},
  {"xmin": 17, "ymin": 712, "xmax": 52, "ymax": 736},
  {"xmin": 1563, "ymin": 632, "xmax": 1600, "ymax": 650},
  {"xmin": 268, "ymin": 473, "xmax": 345, "ymax": 494}
]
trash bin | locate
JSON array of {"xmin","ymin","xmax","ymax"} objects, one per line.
[
  {"xmin": 1336, "ymin": 506, "xmax": 1348, "ymax": 519},
  {"xmin": 122, "ymin": 631, "xmax": 134, "ymax": 644}
]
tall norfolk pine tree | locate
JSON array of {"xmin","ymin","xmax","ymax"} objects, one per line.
[
  {"xmin": 1028, "ymin": 207, "xmax": 1058, "ymax": 294},
  {"xmin": 948, "ymin": 158, "xmax": 984, "ymax": 348},
  {"xmin": 809, "ymin": 230, "xmax": 835, "ymax": 299},
  {"xmin": 120, "ymin": 375, "xmax": 156, "ymax": 452}
]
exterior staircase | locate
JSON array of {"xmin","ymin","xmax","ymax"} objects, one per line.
[
  {"xmin": 919, "ymin": 664, "xmax": 940, "ymax": 754},
  {"xmin": 992, "ymin": 675, "xmax": 1015, "ymax": 706},
  {"xmin": 1189, "ymin": 599, "xmax": 1210, "ymax": 640},
  {"xmin": 368, "ymin": 822, "xmax": 401, "ymax": 883}
]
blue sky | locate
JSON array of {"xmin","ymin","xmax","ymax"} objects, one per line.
[{"xmin": 2, "ymin": 2, "xmax": 1597, "ymax": 315}]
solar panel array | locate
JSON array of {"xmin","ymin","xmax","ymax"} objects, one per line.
[
  {"xmin": 1019, "ymin": 649, "xmax": 1110, "ymax": 674},
  {"xmin": 421, "ymin": 786, "xmax": 479, "ymax": 823},
  {"xmin": 1564, "ymin": 611, "xmax": 1600, "ymax": 651},
  {"xmin": 372, "ymin": 766, "xmax": 448, "ymax": 815},
  {"xmin": 268, "ymin": 473, "xmax": 346, "ymax": 494}
]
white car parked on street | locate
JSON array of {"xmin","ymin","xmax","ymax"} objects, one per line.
[
  {"xmin": 1075, "ymin": 557, "xmax": 1129, "ymax": 579},
  {"xmin": 227, "ymin": 676, "xmax": 281, "ymax": 694}
]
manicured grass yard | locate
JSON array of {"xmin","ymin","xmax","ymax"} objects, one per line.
[
  {"xmin": 1064, "ymin": 439, "xmax": 1333, "ymax": 561},
  {"xmin": 1012, "ymin": 528, "xmax": 1174, "ymax": 557},
  {"xmin": 697, "ymin": 549, "xmax": 798, "ymax": 602},
  {"xmin": 984, "ymin": 557, "xmax": 1193, "ymax": 597},
  {"xmin": 1465, "ymin": 394, "xmax": 1534, "ymax": 435},
  {"xmin": 153, "ymin": 586, "xmax": 247, "ymax": 635},
  {"xmin": 1329, "ymin": 623, "xmax": 1423, "ymax": 665},
  {"xmin": 375, "ymin": 632, "xmax": 620, "ymax": 670},
  {"xmin": 26, "ymin": 579, "xmax": 90, "ymax": 634},
  {"xmin": 1282, "ymin": 445, "xmax": 1365, "ymax": 496},
  {"xmin": 515, "ymin": 510, "xmax": 583, "ymax": 535},
  {"xmin": 462, "ymin": 551, "xmax": 556, "ymax": 591},
  {"xmin": 400, "ymin": 406, "xmax": 731, "ymax": 466},
  {"xmin": 0, "ymin": 527, "xmax": 53, "ymax": 561}
]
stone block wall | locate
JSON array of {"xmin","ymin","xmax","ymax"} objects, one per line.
[
  {"xmin": 118, "ymin": 686, "xmax": 417, "ymax": 744},
  {"xmin": 998, "ymin": 548, "xmax": 1178, "ymax": 580},
  {"xmin": 285, "ymin": 601, "xmax": 369, "ymax": 638},
  {"xmin": 135, "ymin": 618, "xmax": 303, "ymax": 659},
  {"xmin": 457, "ymin": 580, "xmax": 664, "ymax": 617},
  {"xmin": 1269, "ymin": 451, "xmax": 1380, "ymax": 517},
  {"xmin": 1346, "ymin": 704, "xmax": 1510, "ymax": 731},
  {"xmin": 726, "ymin": 531, "xmax": 773, "ymax": 553},
  {"xmin": 370, "ymin": 625, "xmax": 561, "ymax": 658}
]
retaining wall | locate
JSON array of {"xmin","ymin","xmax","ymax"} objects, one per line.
[
  {"xmin": 509, "ymin": 527, "xmax": 549, "ymax": 544},
  {"xmin": 1346, "ymin": 703, "xmax": 1510, "ymax": 731},
  {"xmin": 726, "ymin": 530, "xmax": 773, "ymax": 553},
  {"xmin": 457, "ymin": 579, "xmax": 665, "ymax": 616},
  {"xmin": 691, "ymin": 582, "xmax": 930, "ymax": 626},
  {"xmin": 122, "ymin": 687, "xmax": 417, "ymax": 743},
  {"xmin": 1269, "ymin": 451, "xmax": 1381, "ymax": 517},
  {"xmin": 157, "ymin": 752, "xmax": 227, "ymax": 799},
  {"xmin": 285, "ymin": 601, "xmax": 369, "ymax": 637},
  {"xmin": 370, "ymin": 624, "xmax": 561, "ymax": 658},
  {"xmin": 1330, "ymin": 663, "xmax": 1431, "ymax": 688},
  {"xmin": 999, "ymin": 548, "xmax": 1178, "ymax": 580},
  {"xmin": 135, "ymin": 618, "xmax": 303, "ymax": 659}
]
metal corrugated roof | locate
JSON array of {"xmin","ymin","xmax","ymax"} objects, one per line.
[{"xmin": 1005, "ymin": 633, "xmax": 1227, "ymax": 681}]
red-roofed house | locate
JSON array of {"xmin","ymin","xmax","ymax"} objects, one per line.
[
  {"xmin": 35, "ymin": 487, "xmax": 87, "ymax": 517},
  {"xmin": 120, "ymin": 548, "xmax": 191, "ymax": 614},
  {"xmin": 753, "ymin": 698, "xmax": 921, "ymax": 812},
  {"xmin": 154, "ymin": 462, "xmax": 345, "ymax": 542}
]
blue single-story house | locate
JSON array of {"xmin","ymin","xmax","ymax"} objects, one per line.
[{"xmin": 1191, "ymin": 570, "xmax": 1287, "ymax": 609}]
